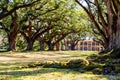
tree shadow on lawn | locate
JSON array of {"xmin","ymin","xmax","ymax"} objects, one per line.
[
  {"xmin": 0, "ymin": 67, "xmax": 119, "ymax": 80},
  {"xmin": 0, "ymin": 61, "xmax": 74, "ymax": 78},
  {"xmin": 0, "ymin": 60, "xmax": 119, "ymax": 80},
  {"xmin": 0, "ymin": 62, "xmax": 37, "ymax": 71},
  {"xmin": 0, "ymin": 52, "xmax": 119, "ymax": 79},
  {"xmin": 0, "ymin": 63, "xmax": 22, "ymax": 71},
  {"xmin": 0, "ymin": 68, "xmax": 72, "ymax": 78}
]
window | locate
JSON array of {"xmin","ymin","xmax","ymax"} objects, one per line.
[
  {"xmin": 80, "ymin": 47, "xmax": 83, "ymax": 50},
  {"xmin": 96, "ymin": 43, "xmax": 99, "ymax": 45},
  {"xmin": 84, "ymin": 47, "xmax": 87, "ymax": 51},
  {"xmin": 80, "ymin": 42, "xmax": 83, "ymax": 45},
  {"xmin": 84, "ymin": 42, "xmax": 87, "ymax": 45},
  {"xmin": 92, "ymin": 42, "xmax": 95, "ymax": 46}
]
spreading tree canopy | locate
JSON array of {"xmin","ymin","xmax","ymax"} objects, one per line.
[{"xmin": 76, "ymin": 0, "xmax": 120, "ymax": 57}]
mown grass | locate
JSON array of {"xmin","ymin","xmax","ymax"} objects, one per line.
[
  {"xmin": 0, "ymin": 67, "xmax": 120, "ymax": 80},
  {"xmin": 65, "ymin": 51, "xmax": 97, "ymax": 57},
  {"xmin": 0, "ymin": 51, "xmax": 120, "ymax": 80}
]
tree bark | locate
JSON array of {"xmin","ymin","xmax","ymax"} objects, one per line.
[
  {"xmin": 55, "ymin": 42, "xmax": 60, "ymax": 51},
  {"xmin": 7, "ymin": 11, "xmax": 18, "ymax": 51},
  {"xmin": 8, "ymin": 35, "xmax": 16, "ymax": 51},
  {"xmin": 39, "ymin": 41, "xmax": 44, "ymax": 50},
  {"xmin": 48, "ymin": 45, "xmax": 54, "ymax": 51},
  {"xmin": 76, "ymin": 0, "xmax": 120, "ymax": 58},
  {"xmin": 47, "ymin": 41, "xmax": 54, "ymax": 51},
  {"xmin": 108, "ymin": 29, "xmax": 120, "ymax": 58},
  {"xmin": 26, "ymin": 40, "xmax": 34, "ymax": 51},
  {"xmin": 70, "ymin": 43, "xmax": 76, "ymax": 50}
]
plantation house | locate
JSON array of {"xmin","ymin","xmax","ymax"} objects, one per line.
[{"xmin": 75, "ymin": 40, "xmax": 103, "ymax": 51}]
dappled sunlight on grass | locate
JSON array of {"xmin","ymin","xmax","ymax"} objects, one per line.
[
  {"xmin": 0, "ymin": 51, "xmax": 97, "ymax": 63},
  {"xmin": 0, "ymin": 51, "xmax": 120, "ymax": 80},
  {"xmin": 0, "ymin": 67, "xmax": 119, "ymax": 80}
]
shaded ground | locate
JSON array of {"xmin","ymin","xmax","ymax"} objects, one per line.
[{"xmin": 0, "ymin": 51, "xmax": 120, "ymax": 80}]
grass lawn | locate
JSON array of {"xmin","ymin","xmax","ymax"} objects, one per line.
[{"xmin": 0, "ymin": 51, "xmax": 120, "ymax": 80}]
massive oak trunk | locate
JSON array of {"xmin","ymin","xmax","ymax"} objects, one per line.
[
  {"xmin": 8, "ymin": 34, "xmax": 17, "ymax": 51},
  {"xmin": 108, "ymin": 34, "xmax": 117, "ymax": 50},
  {"xmin": 76, "ymin": 0, "xmax": 120, "ymax": 58},
  {"xmin": 108, "ymin": 28, "xmax": 120, "ymax": 58},
  {"xmin": 106, "ymin": 0, "xmax": 120, "ymax": 57},
  {"xmin": 99, "ymin": 7, "xmax": 120, "ymax": 58},
  {"xmin": 100, "ymin": 24, "xmax": 120, "ymax": 58},
  {"xmin": 7, "ymin": 11, "xmax": 18, "ymax": 51},
  {"xmin": 47, "ymin": 41, "xmax": 54, "ymax": 51}
]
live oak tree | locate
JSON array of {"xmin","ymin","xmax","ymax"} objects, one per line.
[
  {"xmin": 0, "ymin": 11, "xmax": 19, "ymax": 51},
  {"xmin": 0, "ymin": 0, "xmax": 46, "ymax": 51},
  {"xmin": 43, "ymin": 26, "xmax": 74, "ymax": 51},
  {"xmin": 39, "ymin": 16, "xmax": 71, "ymax": 51},
  {"xmin": 40, "ymin": 0, "xmax": 85, "ymax": 51},
  {"xmin": 0, "ymin": 0, "xmax": 58, "ymax": 51},
  {"xmin": 20, "ymin": 17, "xmax": 57, "ymax": 50},
  {"xmin": 20, "ymin": 0, "xmax": 90, "ymax": 51},
  {"xmin": 0, "ymin": 0, "xmax": 92, "ymax": 51},
  {"xmin": 0, "ymin": 0, "xmax": 40, "ymax": 20},
  {"xmin": 19, "ymin": 0, "xmax": 61, "ymax": 50},
  {"xmin": 76, "ymin": 0, "xmax": 120, "ymax": 57}
]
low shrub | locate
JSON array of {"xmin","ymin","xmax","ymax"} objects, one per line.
[
  {"xmin": 43, "ymin": 62, "xmax": 62, "ymax": 68},
  {"xmin": 21, "ymin": 59, "xmax": 89, "ymax": 70},
  {"xmin": 84, "ymin": 63, "xmax": 103, "ymax": 71},
  {"xmin": 66, "ymin": 59, "xmax": 89, "ymax": 69}
]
